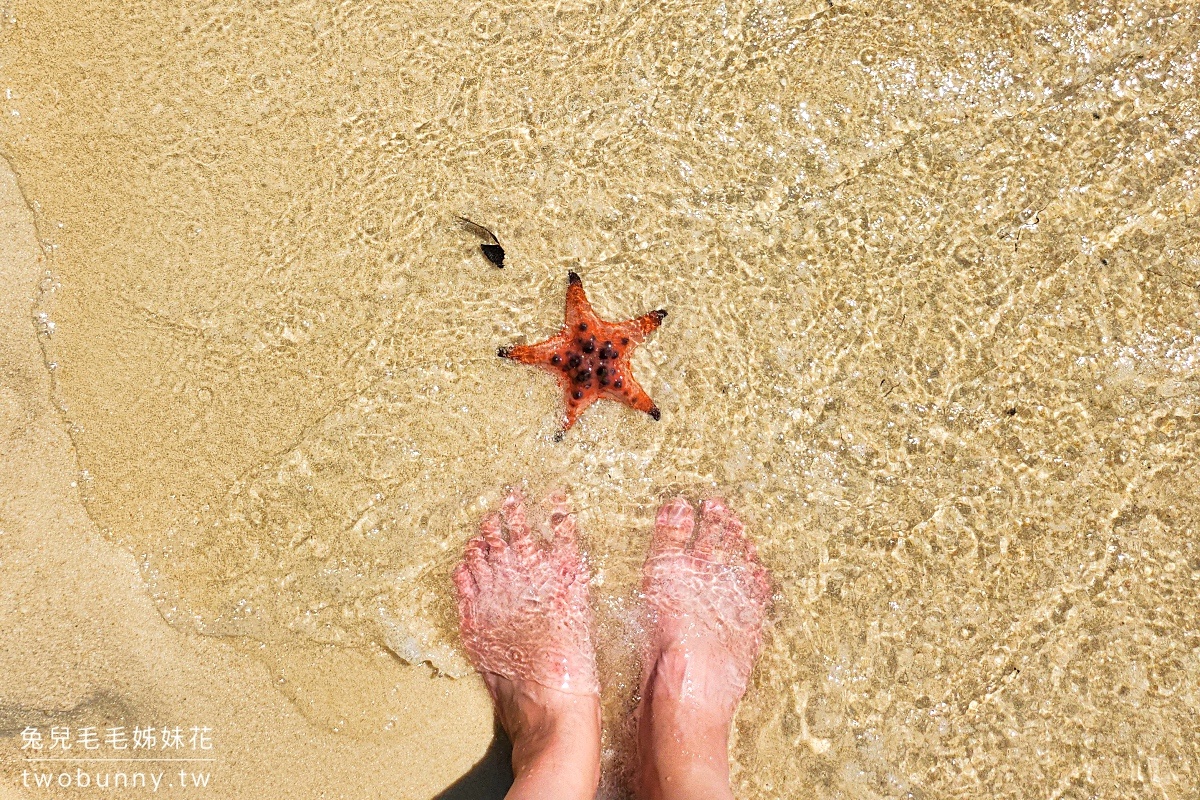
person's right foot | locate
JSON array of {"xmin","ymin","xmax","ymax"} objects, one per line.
[
  {"xmin": 453, "ymin": 490, "xmax": 601, "ymax": 800},
  {"xmin": 634, "ymin": 497, "xmax": 772, "ymax": 800}
]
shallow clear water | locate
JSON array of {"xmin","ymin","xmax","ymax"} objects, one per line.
[{"xmin": 3, "ymin": 0, "xmax": 1199, "ymax": 795}]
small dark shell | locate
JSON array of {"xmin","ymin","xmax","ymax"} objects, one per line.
[
  {"xmin": 458, "ymin": 217, "xmax": 505, "ymax": 268},
  {"xmin": 480, "ymin": 243, "xmax": 505, "ymax": 268}
]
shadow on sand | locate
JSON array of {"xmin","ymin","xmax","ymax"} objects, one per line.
[{"xmin": 433, "ymin": 720, "xmax": 513, "ymax": 800}]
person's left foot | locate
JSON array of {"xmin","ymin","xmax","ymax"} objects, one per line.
[
  {"xmin": 632, "ymin": 496, "xmax": 772, "ymax": 800},
  {"xmin": 453, "ymin": 490, "xmax": 601, "ymax": 800}
]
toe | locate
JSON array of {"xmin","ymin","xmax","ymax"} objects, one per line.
[
  {"xmin": 692, "ymin": 498, "xmax": 729, "ymax": 557},
  {"xmin": 751, "ymin": 564, "xmax": 773, "ymax": 607},
  {"xmin": 480, "ymin": 512, "xmax": 507, "ymax": 557},
  {"xmin": 465, "ymin": 535, "xmax": 493, "ymax": 585},
  {"xmin": 717, "ymin": 513, "xmax": 747, "ymax": 563},
  {"xmin": 500, "ymin": 490, "xmax": 537, "ymax": 556},
  {"xmin": 651, "ymin": 496, "xmax": 694, "ymax": 554},
  {"xmin": 744, "ymin": 548, "xmax": 773, "ymax": 606},
  {"xmin": 547, "ymin": 492, "xmax": 580, "ymax": 560},
  {"xmin": 743, "ymin": 538, "xmax": 760, "ymax": 565},
  {"xmin": 452, "ymin": 562, "xmax": 476, "ymax": 602}
]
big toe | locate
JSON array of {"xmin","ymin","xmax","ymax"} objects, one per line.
[
  {"xmin": 501, "ymin": 490, "xmax": 537, "ymax": 556},
  {"xmin": 718, "ymin": 510, "xmax": 749, "ymax": 564},
  {"xmin": 652, "ymin": 496, "xmax": 694, "ymax": 554},
  {"xmin": 691, "ymin": 497, "xmax": 731, "ymax": 557},
  {"xmin": 452, "ymin": 561, "xmax": 476, "ymax": 600},
  {"xmin": 464, "ymin": 535, "xmax": 493, "ymax": 585},
  {"xmin": 547, "ymin": 492, "xmax": 580, "ymax": 557}
]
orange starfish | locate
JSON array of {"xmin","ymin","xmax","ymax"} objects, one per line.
[{"xmin": 499, "ymin": 272, "xmax": 667, "ymax": 440}]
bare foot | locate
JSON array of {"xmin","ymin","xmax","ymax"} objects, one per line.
[
  {"xmin": 453, "ymin": 490, "xmax": 601, "ymax": 800},
  {"xmin": 634, "ymin": 497, "xmax": 772, "ymax": 800}
]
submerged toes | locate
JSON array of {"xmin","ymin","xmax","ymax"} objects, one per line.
[
  {"xmin": 499, "ymin": 489, "xmax": 528, "ymax": 527},
  {"xmin": 465, "ymin": 537, "xmax": 493, "ymax": 580},
  {"xmin": 691, "ymin": 500, "xmax": 731, "ymax": 556},
  {"xmin": 452, "ymin": 562, "xmax": 476, "ymax": 598},
  {"xmin": 652, "ymin": 497, "xmax": 695, "ymax": 551}
]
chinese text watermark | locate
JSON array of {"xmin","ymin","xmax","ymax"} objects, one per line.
[{"xmin": 16, "ymin": 724, "xmax": 216, "ymax": 792}]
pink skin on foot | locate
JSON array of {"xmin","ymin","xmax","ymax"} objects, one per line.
[
  {"xmin": 453, "ymin": 490, "xmax": 599, "ymax": 696},
  {"xmin": 453, "ymin": 490, "xmax": 602, "ymax": 800},
  {"xmin": 635, "ymin": 497, "xmax": 772, "ymax": 800}
]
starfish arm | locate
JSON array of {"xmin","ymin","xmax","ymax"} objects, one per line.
[
  {"xmin": 560, "ymin": 387, "xmax": 600, "ymax": 437},
  {"xmin": 603, "ymin": 374, "xmax": 661, "ymax": 421},
  {"xmin": 503, "ymin": 272, "xmax": 667, "ymax": 437},
  {"xmin": 499, "ymin": 333, "xmax": 569, "ymax": 368},
  {"xmin": 563, "ymin": 271, "xmax": 598, "ymax": 330},
  {"xmin": 613, "ymin": 309, "xmax": 667, "ymax": 345}
]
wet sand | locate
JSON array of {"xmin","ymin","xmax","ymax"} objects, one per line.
[
  {"xmin": 2, "ymin": 0, "xmax": 1200, "ymax": 797},
  {"xmin": 0, "ymin": 158, "xmax": 496, "ymax": 797}
]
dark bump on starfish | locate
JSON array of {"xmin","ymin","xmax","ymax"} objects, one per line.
[
  {"xmin": 582, "ymin": 340, "xmax": 595, "ymax": 353},
  {"xmin": 573, "ymin": 390, "xmax": 584, "ymax": 400},
  {"xmin": 568, "ymin": 271, "xmax": 582, "ymax": 286},
  {"xmin": 621, "ymin": 337, "xmax": 630, "ymax": 345},
  {"xmin": 649, "ymin": 407, "xmax": 661, "ymax": 421},
  {"xmin": 568, "ymin": 354, "xmax": 582, "ymax": 369},
  {"xmin": 613, "ymin": 379, "xmax": 623, "ymax": 389},
  {"xmin": 578, "ymin": 323, "xmax": 588, "ymax": 332},
  {"xmin": 574, "ymin": 369, "xmax": 591, "ymax": 383},
  {"xmin": 497, "ymin": 346, "xmax": 513, "ymax": 358},
  {"xmin": 596, "ymin": 366, "xmax": 608, "ymax": 379},
  {"xmin": 651, "ymin": 309, "xmax": 667, "ymax": 322},
  {"xmin": 551, "ymin": 354, "xmax": 562, "ymax": 365}
]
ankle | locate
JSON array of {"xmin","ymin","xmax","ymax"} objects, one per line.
[
  {"xmin": 637, "ymin": 701, "xmax": 731, "ymax": 789},
  {"xmin": 638, "ymin": 762, "xmax": 733, "ymax": 800},
  {"xmin": 635, "ymin": 653, "xmax": 736, "ymax": 800},
  {"xmin": 487, "ymin": 676, "xmax": 600, "ymax": 800},
  {"xmin": 510, "ymin": 729, "xmax": 600, "ymax": 800}
]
